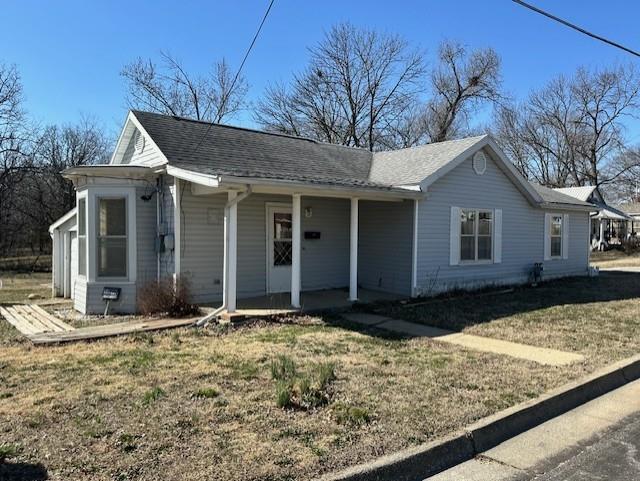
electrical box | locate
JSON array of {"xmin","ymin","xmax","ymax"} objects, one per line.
[{"xmin": 164, "ymin": 233, "xmax": 175, "ymax": 251}]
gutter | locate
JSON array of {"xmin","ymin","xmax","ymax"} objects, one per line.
[{"xmin": 218, "ymin": 175, "xmax": 424, "ymax": 200}]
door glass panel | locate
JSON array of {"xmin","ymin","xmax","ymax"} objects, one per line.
[
  {"xmin": 274, "ymin": 213, "xmax": 292, "ymax": 240},
  {"xmin": 273, "ymin": 211, "xmax": 292, "ymax": 266},
  {"xmin": 273, "ymin": 241, "xmax": 292, "ymax": 266}
]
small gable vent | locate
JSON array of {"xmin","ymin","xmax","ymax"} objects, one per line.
[
  {"xmin": 133, "ymin": 130, "xmax": 145, "ymax": 154},
  {"xmin": 472, "ymin": 150, "xmax": 487, "ymax": 175}
]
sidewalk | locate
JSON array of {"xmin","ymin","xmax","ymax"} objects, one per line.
[
  {"xmin": 426, "ymin": 378, "xmax": 640, "ymax": 480},
  {"xmin": 342, "ymin": 313, "xmax": 584, "ymax": 366}
]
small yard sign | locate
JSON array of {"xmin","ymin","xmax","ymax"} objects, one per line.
[{"xmin": 102, "ymin": 287, "xmax": 121, "ymax": 301}]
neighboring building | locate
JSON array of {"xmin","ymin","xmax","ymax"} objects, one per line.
[
  {"xmin": 619, "ymin": 203, "xmax": 640, "ymax": 236},
  {"xmin": 50, "ymin": 111, "xmax": 594, "ymax": 314},
  {"xmin": 554, "ymin": 186, "xmax": 632, "ymax": 251}
]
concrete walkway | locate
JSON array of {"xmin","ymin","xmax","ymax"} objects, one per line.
[
  {"xmin": 342, "ymin": 313, "xmax": 584, "ymax": 366},
  {"xmin": 426, "ymin": 378, "xmax": 640, "ymax": 480}
]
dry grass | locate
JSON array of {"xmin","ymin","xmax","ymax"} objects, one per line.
[
  {"xmin": 1, "ymin": 319, "xmax": 582, "ymax": 480},
  {"xmin": 382, "ymin": 272, "xmax": 640, "ymax": 367},
  {"xmin": 0, "ymin": 271, "xmax": 52, "ymax": 305},
  {"xmin": 1, "ymin": 271, "xmax": 638, "ymax": 480},
  {"xmin": 590, "ymin": 250, "xmax": 640, "ymax": 268}
]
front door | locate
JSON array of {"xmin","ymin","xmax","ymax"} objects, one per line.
[{"xmin": 267, "ymin": 205, "xmax": 293, "ymax": 293}]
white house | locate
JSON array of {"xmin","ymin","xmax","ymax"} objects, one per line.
[
  {"xmin": 50, "ymin": 111, "xmax": 594, "ymax": 314},
  {"xmin": 554, "ymin": 186, "xmax": 632, "ymax": 250}
]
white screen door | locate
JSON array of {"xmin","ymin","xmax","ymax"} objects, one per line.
[{"xmin": 267, "ymin": 205, "xmax": 293, "ymax": 293}]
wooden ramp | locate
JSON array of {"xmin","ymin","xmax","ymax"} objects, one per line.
[
  {"xmin": 29, "ymin": 318, "xmax": 196, "ymax": 344},
  {"xmin": 0, "ymin": 304, "xmax": 74, "ymax": 335},
  {"xmin": 0, "ymin": 304, "xmax": 197, "ymax": 345}
]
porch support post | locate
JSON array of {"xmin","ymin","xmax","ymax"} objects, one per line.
[
  {"xmin": 599, "ymin": 218, "xmax": 605, "ymax": 249},
  {"xmin": 225, "ymin": 191, "xmax": 238, "ymax": 313},
  {"xmin": 349, "ymin": 197, "xmax": 359, "ymax": 301},
  {"xmin": 291, "ymin": 194, "xmax": 301, "ymax": 308}
]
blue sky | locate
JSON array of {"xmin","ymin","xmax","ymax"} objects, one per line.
[{"xmin": 2, "ymin": 0, "xmax": 639, "ymax": 140}]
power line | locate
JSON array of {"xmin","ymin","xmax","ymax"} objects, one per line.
[
  {"xmin": 190, "ymin": 0, "xmax": 275, "ymax": 156},
  {"xmin": 512, "ymin": 0, "xmax": 640, "ymax": 58}
]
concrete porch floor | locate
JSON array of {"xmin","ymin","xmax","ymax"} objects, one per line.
[{"xmin": 224, "ymin": 288, "xmax": 403, "ymax": 317}]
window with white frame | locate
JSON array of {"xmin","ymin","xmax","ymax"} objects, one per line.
[
  {"xmin": 97, "ymin": 198, "xmax": 127, "ymax": 277},
  {"xmin": 460, "ymin": 209, "xmax": 493, "ymax": 262},
  {"xmin": 78, "ymin": 197, "xmax": 87, "ymax": 276},
  {"xmin": 550, "ymin": 215, "xmax": 563, "ymax": 258}
]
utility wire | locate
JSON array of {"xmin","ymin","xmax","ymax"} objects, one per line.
[
  {"xmin": 512, "ymin": 0, "xmax": 640, "ymax": 58},
  {"xmin": 190, "ymin": 0, "xmax": 275, "ymax": 156}
]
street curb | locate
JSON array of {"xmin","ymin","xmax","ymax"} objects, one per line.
[{"xmin": 318, "ymin": 354, "xmax": 640, "ymax": 481}]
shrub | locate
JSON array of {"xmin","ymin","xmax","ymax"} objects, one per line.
[
  {"xmin": 0, "ymin": 443, "xmax": 18, "ymax": 463},
  {"xmin": 193, "ymin": 387, "xmax": 219, "ymax": 399},
  {"xmin": 142, "ymin": 387, "xmax": 165, "ymax": 405},
  {"xmin": 333, "ymin": 402, "xmax": 371, "ymax": 426},
  {"xmin": 137, "ymin": 276, "xmax": 199, "ymax": 317},
  {"xmin": 270, "ymin": 355, "xmax": 297, "ymax": 381}
]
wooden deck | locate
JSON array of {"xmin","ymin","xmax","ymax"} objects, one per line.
[{"xmin": 0, "ymin": 304, "xmax": 197, "ymax": 344}]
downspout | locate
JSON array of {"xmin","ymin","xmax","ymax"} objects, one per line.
[
  {"xmin": 156, "ymin": 176, "xmax": 163, "ymax": 282},
  {"xmin": 195, "ymin": 185, "xmax": 252, "ymax": 327}
]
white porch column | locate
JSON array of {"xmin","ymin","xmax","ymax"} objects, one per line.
[
  {"xmin": 173, "ymin": 179, "xmax": 182, "ymax": 280},
  {"xmin": 349, "ymin": 197, "xmax": 359, "ymax": 301},
  {"xmin": 599, "ymin": 218, "xmax": 605, "ymax": 249},
  {"xmin": 225, "ymin": 191, "xmax": 238, "ymax": 313},
  {"xmin": 291, "ymin": 194, "xmax": 301, "ymax": 308}
]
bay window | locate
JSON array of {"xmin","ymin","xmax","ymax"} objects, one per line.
[
  {"xmin": 97, "ymin": 197, "xmax": 127, "ymax": 277},
  {"xmin": 78, "ymin": 197, "xmax": 86, "ymax": 276}
]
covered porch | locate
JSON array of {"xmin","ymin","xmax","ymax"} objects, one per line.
[
  {"xmin": 591, "ymin": 206, "xmax": 633, "ymax": 251},
  {"xmin": 170, "ymin": 167, "xmax": 422, "ymax": 315}
]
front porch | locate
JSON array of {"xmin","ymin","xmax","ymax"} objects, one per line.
[
  {"xmin": 221, "ymin": 287, "xmax": 404, "ymax": 318},
  {"xmin": 171, "ymin": 173, "xmax": 421, "ymax": 315}
]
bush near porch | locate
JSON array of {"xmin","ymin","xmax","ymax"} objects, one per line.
[{"xmin": 1, "ymin": 272, "xmax": 640, "ymax": 480}]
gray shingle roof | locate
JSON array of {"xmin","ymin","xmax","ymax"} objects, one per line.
[
  {"xmin": 533, "ymin": 184, "xmax": 594, "ymax": 207},
  {"xmin": 133, "ymin": 110, "xmax": 381, "ymax": 188},
  {"xmin": 369, "ymin": 135, "xmax": 488, "ymax": 185}
]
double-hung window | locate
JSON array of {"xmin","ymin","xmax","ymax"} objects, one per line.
[
  {"xmin": 97, "ymin": 198, "xmax": 127, "ymax": 278},
  {"xmin": 460, "ymin": 209, "xmax": 493, "ymax": 262},
  {"xmin": 550, "ymin": 215, "xmax": 563, "ymax": 258},
  {"xmin": 78, "ymin": 197, "xmax": 87, "ymax": 276}
]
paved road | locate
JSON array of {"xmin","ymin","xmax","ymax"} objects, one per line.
[
  {"xmin": 428, "ymin": 379, "xmax": 640, "ymax": 481},
  {"xmin": 534, "ymin": 411, "xmax": 640, "ymax": 481}
]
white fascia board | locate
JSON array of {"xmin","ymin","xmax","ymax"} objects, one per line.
[
  {"xmin": 219, "ymin": 175, "xmax": 424, "ymax": 201},
  {"xmin": 48, "ymin": 207, "xmax": 77, "ymax": 233},
  {"xmin": 540, "ymin": 202, "xmax": 596, "ymax": 213},
  {"xmin": 167, "ymin": 166, "xmax": 220, "ymax": 187},
  {"xmin": 128, "ymin": 111, "xmax": 170, "ymax": 166},
  {"xmin": 110, "ymin": 111, "xmax": 170, "ymax": 167},
  {"xmin": 109, "ymin": 112, "xmax": 136, "ymax": 165}
]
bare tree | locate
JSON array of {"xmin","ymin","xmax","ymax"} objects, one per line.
[
  {"xmin": 121, "ymin": 52, "xmax": 248, "ymax": 123},
  {"xmin": 493, "ymin": 65, "xmax": 640, "ymax": 189},
  {"xmin": 256, "ymin": 23, "xmax": 425, "ymax": 151},
  {"xmin": 0, "ymin": 63, "xmax": 32, "ymax": 255},
  {"xmin": 422, "ymin": 41, "xmax": 502, "ymax": 143}
]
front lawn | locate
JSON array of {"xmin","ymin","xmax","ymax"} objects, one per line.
[
  {"xmin": 381, "ymin": 272, "xmax": 640, "ymax": 367},
  {"xmin": 1, "ymin": 272, "xmax": 639, "ymax": 480},
  {"xmin": 590, "ymin": 250, "xmax": 640, "ymax": 268}
]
